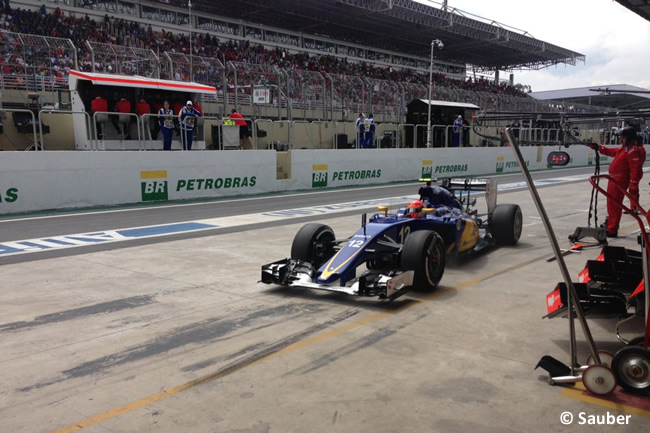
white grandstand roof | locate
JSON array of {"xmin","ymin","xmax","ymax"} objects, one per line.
[
  {"xmin": 68, "ymin": 70, "xmax": 217, "ymax": 94},
  {"xmin": 418, "ymin": 99, "xmax": 480, "ymax": 110}
]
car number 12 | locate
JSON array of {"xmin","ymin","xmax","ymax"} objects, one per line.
[
  {"xmin": 348, "ymin": 240, "xmax": 364, "ymax": 248},
  {"xmin": 399, "ymin": 226, "xmax": 411, "ymax": 243}
]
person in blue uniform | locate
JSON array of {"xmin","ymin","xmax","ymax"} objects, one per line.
[
  {"xmin": 178, "ymin": 100, "xmax": 202, "ymax": 150},
  {"xmin": 360, "ymin": 113, "xmax": 376, "ymax": 148},
  {"xmin": 452, "ymin": 115, "xmax": 463, "ymax": 147},
  {"xmin": 158, "ymin": 100, "xmax": 175, "ymax": 151}
]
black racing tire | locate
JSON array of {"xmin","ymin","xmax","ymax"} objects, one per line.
[
  {"xmin": 290, "ymin": 223, "xmax": 336, "ymax": 268},
  {"xmin": 611, "ymin": 346, "xmax": 650, "ymax": 394},
  {"xmin": 491, "ymin": 204, "xmax": 523, "ymax": 246},
  {"xmin": 401, "ymin": 230, "xmax": 445, "ymax": 291}
]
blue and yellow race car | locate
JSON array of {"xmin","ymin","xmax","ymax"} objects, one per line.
[{"xmin": 261, "ymin": 178, "xmax": 522, "ymax": 300}]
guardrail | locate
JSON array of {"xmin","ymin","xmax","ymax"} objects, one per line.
[
  {"xmin": 254, "ymin": 119, "xmax": 273, "ymax": 150},
  {"xmin": 0, "ymin": 108, "xmax": 39, "ymax": 150},
  {"xmin": 92, "ymin": 111, "xmax": 143, "ymax": 150},
  {"xmin": 41, "ymin": 110, "xmax": 94, "ymax": 150},
  {"xmin": 1, "ymin": 108, "xmax": 622, "ymax": 151}
]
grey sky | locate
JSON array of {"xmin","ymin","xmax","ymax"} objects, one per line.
[{"xmin": 415, "ymin": 0, "xmax": 650, "ymax": 91}]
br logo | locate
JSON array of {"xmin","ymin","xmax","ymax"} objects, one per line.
[
  {"xmin": 421, "ymin": 160, "xmax": 433, "ymax": 179},
  {"xmin": 312, "ymin": 164, "xmax": 328, "ymax": 188},
  {"xmin": 496, "ymin": 156, "xmax": 505, "ymax": 173},
  {"xmin": 141, "ymin": 170, "xmax": 168, "ymax": 201}
]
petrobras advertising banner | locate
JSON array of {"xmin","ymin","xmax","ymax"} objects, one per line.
[
  {"xmin": 288, "ymin": 146, "xmax": 598, "ymax": 191},
  {"xmin": 0, "ymin": 145, "xmax": 629, "ymax": 215},
  {"xmin": 0, "ymin": 151, "xmax": 277, "ymax": 214}
]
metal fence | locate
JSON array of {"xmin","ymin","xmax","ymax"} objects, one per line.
[
  {"xmin": 85, "ymin": 41, "xmax": 160, "ymax": 78},
  {"xmin": 0, "ymin": 31, "xmax": 610, "ymax": 124},
  {"xmin": 0, "ymin": 31, "xmax": 77, "ymax": 78},
  {"xmin": 2, "ymin": 107, "xmax": 617, "ymax": 151}
]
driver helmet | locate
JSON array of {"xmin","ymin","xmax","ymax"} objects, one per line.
[{"xmin": 406, "ymin": 200, "xmax": 424, "ymax": 218}]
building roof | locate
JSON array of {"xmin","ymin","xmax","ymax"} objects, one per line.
[
  {"xmin": 68, "ymin": 70, "xmax": 217, "ymax": 93},
  {"xmin": 615, "ymin": 0, "xmax": 650, "ymax": 21},
  {"xmin": 163, "ymin": 0, "xmax": 584, "ymax": 71},
  {"xmin": 529, "ymin": 84, "xmax": 650, "ymax": 109},
  {"xmin": 416, "ymin": 99, "xmax": 480, "ymax": 110}
]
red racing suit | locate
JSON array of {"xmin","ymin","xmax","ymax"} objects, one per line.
[{"xmin": 597, "ymin": 143, "xmax": 646, "ymax": 231}]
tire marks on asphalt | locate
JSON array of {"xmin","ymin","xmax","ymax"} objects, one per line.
[
  {"xmin": 0, "ymin": 295, "xmax": 155, "ymax": 333},
  {"xmin": 17, "ymin": 303, "xmax": 356, "ymax": 394}
]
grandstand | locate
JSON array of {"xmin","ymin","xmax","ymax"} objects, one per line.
[
  {"xmin": 179, "ymin": 0, "xmax": 584, "ymax": 70},
  {"xmin": 2, "ymin": 0, "xmax": 629, "ymax": 151},
  {"xmin": 0, "ymin": 0, "xmax": 587, "ymax": 114}
]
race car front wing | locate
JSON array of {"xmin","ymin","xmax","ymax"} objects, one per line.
[{"xmin": 260, "ymin": 258, "xmax": 414, "ymax": 300}]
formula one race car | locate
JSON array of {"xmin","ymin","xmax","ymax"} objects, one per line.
[{"xmin": 261, "ymin": 178, "xmax": 522, "ymax": 300}]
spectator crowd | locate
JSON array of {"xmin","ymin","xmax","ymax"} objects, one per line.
[{"xmin": 0, "ymin": 5, "xmax": 530, "ymax": 100}]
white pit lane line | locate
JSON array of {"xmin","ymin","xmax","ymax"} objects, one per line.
[{"xmin": 0, "ymin": 171, "xmax": 618, "ymax": 257}]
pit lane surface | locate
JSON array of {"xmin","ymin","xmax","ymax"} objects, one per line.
[
  {"xmin": 1, "ymin": 166, "xmax": 649, "ymax": 433},
  {"xmin": 0, "ymin": 166, "xmax": 603, "ymax": 264}
]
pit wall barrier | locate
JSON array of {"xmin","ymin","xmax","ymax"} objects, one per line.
[
  {"xmin": 0, "ymin": 145, "xmax": 642, "ymax": 215},
  {"xmin": 0, "ymin": 151, "xmax": 277, "ymax": 214},
  {"xmin": 285, "ymin": 146, "xmax": 619, "ymax": 191}
]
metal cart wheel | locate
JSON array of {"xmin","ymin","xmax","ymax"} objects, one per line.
[
  {"xmin": 582, "ymin": 365, "xmax": 617, "ymax": 395},
  {"xmin": 587, "ymin": 350, "xmax": 614, "ymax": 368},
  {"xmin": 612, "ymin": 346, "xmax": 650, "ymax": 394},
  {"xmin": 627, "ymin": 336, "xmax": 647, "ymax": 347}
]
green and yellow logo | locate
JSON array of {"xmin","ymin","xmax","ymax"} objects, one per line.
[
  {"xmin": 422, "ymin": 160, "xmax": 433, "ymax": 179},
  {"xmin": 588, "ymin": 152, "xmax": 594, "ymax": 166},
  {"xmin": 496, "ymin": 156, "xmax": 505, "ymax": 173},
  {"xmin": 141, "ymin": 170, "xmax": 169, "ymax": 202},
  {"xmin": 312, "ymin": 164, "xmax": 328, "ymax": 188}
]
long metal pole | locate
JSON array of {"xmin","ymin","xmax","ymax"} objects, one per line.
[
  {"xmin": 427, "ymin": 40, "xmax": 434, "ymax": 148},
  {"xmin": 188, "ymin": 0, "xmax": 193, "ymax": 81},
  {"xmin": 504, "ymin": 128, "xmax": 601, "ymax": 371}
]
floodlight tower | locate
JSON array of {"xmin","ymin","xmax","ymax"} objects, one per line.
[{"xmin": 427, "ymin": 39, "xmax": 444, "ymax": 148}]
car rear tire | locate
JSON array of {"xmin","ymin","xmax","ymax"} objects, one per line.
[
  {"xmin": 401, "ymin": 230, "xmax": 445, "ymax": 291},
  {"xmin": 491, "ymin": 204, "xmax": 523, "ymax": 246},
  {"xmin": 291, "ymin": 223, "xmax": 336, "ymax": 268}
]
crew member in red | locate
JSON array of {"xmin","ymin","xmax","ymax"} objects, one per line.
[
  {"xmin": 136, "ymin": 97, "xmax": 152, "ymax": 139},
  {"xmin": 192, "ymin": 100, "xmax": 203, "ymax": 115},
  {"xmin": 229, "ymin": 108, "xmax": 253, "ymax": 149},
  {"xmin": 594, "ymin": 126, "xmax": 646, "ymax": 237},
  {"xmin": 91, "ymin": 95, "xmax": 108, "ymax": 113},
  {"xmin": 172, "ymin": 101, "xmax": 184, "ymax": 118},
  {"xmin": 114, "ymin": 97, "xmax": 131, "ymax": 114},
  {"xmin": 90, "ymin": 96, "xmax": 108, "ymax": 139},
  {"xmin": 135, "ymin": 98, "xmax": 150, "ymax": 116},
  {"xmin": 112, "ymin": 97, "xmax": 132, "ymax": 138}
]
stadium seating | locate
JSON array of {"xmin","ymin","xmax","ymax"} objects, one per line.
[{"xmin": 0, "ymin": 5, "xmax": 591, "ymax": 117}]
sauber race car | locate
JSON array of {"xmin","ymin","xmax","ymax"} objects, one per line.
[{"xmin": 261, "ymin": 178, "xmax": 523, "ymax": 301}]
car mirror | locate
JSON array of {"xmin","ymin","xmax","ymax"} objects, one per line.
[
  {"xmin": 378, "ymin": 205, "xmax": 388, "ymax": 216},
  {"xmin": 547, "ymin": 151, "xmax": 570, "ymax": 166},
  {"xmin": 422, "ymin": 208, "xmax": 436, "ymax": 215}
]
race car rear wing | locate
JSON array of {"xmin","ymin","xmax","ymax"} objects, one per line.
[{"xmin": 442, "ymin": 178, "xmax": 497, "ymax": 215}]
